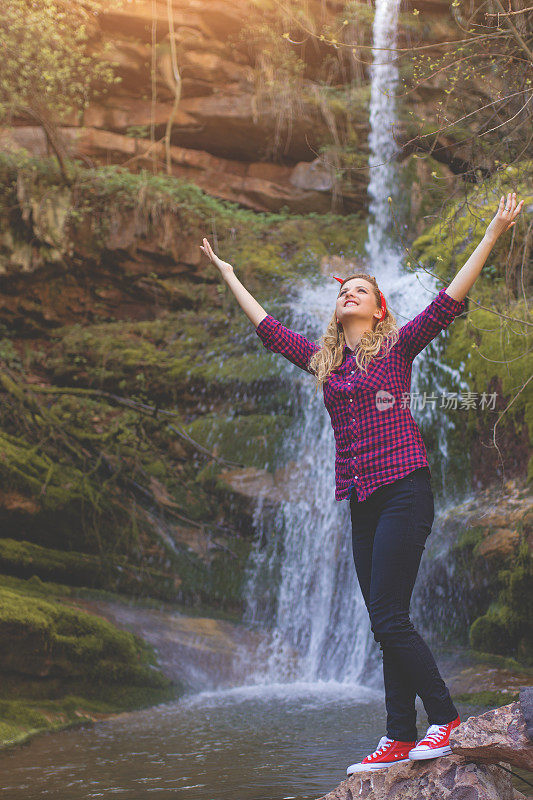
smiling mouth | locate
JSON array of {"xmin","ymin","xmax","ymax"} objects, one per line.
[{"xmin": 344, "ymin": 300, "xmax": 358, "ymax": 307}]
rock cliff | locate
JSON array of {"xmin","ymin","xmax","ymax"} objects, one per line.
[{"xmin": 1, "ymin": 0, "xmax": 467, "ymax": 214}]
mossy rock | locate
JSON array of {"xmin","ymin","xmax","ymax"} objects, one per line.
[
  {"xmin": 0, "ymin": 151, "xmax": 366, "ymax": 298},
  {"xmin": 469, "ymin": 605, "xmax": 518, "ymax": 655},
  {"xmin": 0, "ymin": 538, "xmax": 232, "ymax": 607},
  {"xmin": 0, "ymin": 584, "xmax": 173, "ymax": 687},
  {"xmin": 184, "ymin": 413, "xmax": 293, "ymax": 470},
  {"xmin": 43, "ymin": 311, "xmax": 284, "ymax": 404},
  {"xmin": 0, "ymin": 430, "xmax": 96, "ymax": 513},
  {"xmin": 0, "ymin": 674, "xmax": 180, "ymax": 750},
  {"xmin": 0, "ymin": 538, "xmax": 107, "ymax": 587},
  {"xmin": 468, "ymin": 537, "xmax": 532, "ymax": 664}
]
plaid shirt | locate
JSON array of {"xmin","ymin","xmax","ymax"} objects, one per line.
[{"xmin": 255, "ymin": 288, "xmax": 466, "ymax": 502}]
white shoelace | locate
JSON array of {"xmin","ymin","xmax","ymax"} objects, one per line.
[
  {"xmin": 368, "ymin": 736, "xmax": 394, "ymax": 759},
  {"xmin": 420, "ymin": 723, "xmax": 448, "ymax": 745}
]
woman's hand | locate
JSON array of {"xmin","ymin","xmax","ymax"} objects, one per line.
[
  {"xmin": 199, "ymin": 237, "xmax": 267, "ymax": 326},
  {"xmin": 200, "ymin": 237, "xmax": 234, "ymax": 277},
  {"xmin": 485, "ymin": 192, "xmax": 524, "ymax": 242}
]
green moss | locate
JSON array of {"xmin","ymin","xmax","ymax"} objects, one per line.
[
  {"xmin": 43, "ymin": 311, "xmax": 282, "ymax": 401},
  {"xmin": 470, "ymin": 604, "xmax": 519, "ymax": 655},
  {"xmin": 453, "ymin": 690, "xmax": 519, "ymax": 707},
  {"xmin": 411, "ymin": 165, "xmax": 532, "ymax": 281},
  {"xmin": 0, "ymin": 573, "xmax": 68, "ymax": 599},
  {"xmin": 0, "ymin": 686, "xmax": 180, "ymax": 750},
  {"xmin": 0, "ymin": 573, "xmax": 246, "ymax": 623},
  {"xmin": 0, "ymin": 430, "xmax": 92, "ymax": 512},
  {"xmin": 0, "ymin": 585, "xmax": 158, "ymax": 676},
  {"xmin": 0, "ymin": 680, "xmax": 176, "ymax": 736},
  {"xmin": 0, "ymin": 538, "xmax": 105, "ymax": 585},
  {"xmin": 452, "ymin": 525, "xmax": 485, "ymax": 553},
  {"xmin": 0, "ymin": 538, "xmax": 225, "ymax": 606},
  {"xmin": 446, "ymin": 298, "xmax": 530, "ymax": 426},
  {"xmin": 0, "ymin": 583, "xmax": 180, "ymax": 748},
  {"xmin": 469, "ymin": 542, "xmax": 532, "ymax": 664},
  {"xmin": 184, "ymin": 413, "xmax": 293, "ymax": 470}
]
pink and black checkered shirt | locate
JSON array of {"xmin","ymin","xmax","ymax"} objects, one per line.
[{"xmin": 255, "ymin": 288, "xmax": 466, "ymax": 502}]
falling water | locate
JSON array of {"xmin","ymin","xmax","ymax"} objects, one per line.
[
  {"xmin": 365, "ymin": 0, "xmax": 403, "ymax": 273},
  {"xmin": 239, "ymin": 0, "xmax": 469, "ymax": 684}
]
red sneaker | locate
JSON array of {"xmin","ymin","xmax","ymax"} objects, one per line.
[
  {"xmin": 346, "ymin": 736, "xmax": 417, "ymax": 774},
  {"xmin": 408, "ymin": 715, "xmax": 461, "ymax": 760}
]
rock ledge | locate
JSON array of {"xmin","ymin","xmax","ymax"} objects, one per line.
[{"xmin": 317, "ymin": 696, "xmax": 533, "ymax": 800}]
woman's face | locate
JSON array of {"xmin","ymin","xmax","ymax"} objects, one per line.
[{"xmin": 335, "ymin": 278, "xmax": 381, "ymax": 327}]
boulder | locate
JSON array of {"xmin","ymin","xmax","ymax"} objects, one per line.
[
  {"xmin": 521, "ymin": 687, "xmax": 533, "ymax": 741},
  {"xmin": 217, "ymin": 466, "xmax": 285, "ymax": 504},
  {"xmin": 476, "ymin": 528, "xmax": 520, "ymax": 559},
  {"xmin": 450, "ymin": 699, "xmax": 533, "ymax": 771},
  {"xmin": 218, "ymin": 461, "xmax": 312, "ymax": 505},
  {"xmin": 317, "ymin": 701, "xmax": 533, "ymax": 799},
  {"xmin": 317, "ymin": 756, "xmax": 522, "ymax": 800},
  {"xmin": 290, "ymin": 158, "xmax": 334, "ymax": 192}
]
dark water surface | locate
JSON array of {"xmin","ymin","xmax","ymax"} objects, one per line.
[
  {"xmin": 0, "ymin": 683, "xmax": 498, "ymax": 800},
  {"xmin": 2, "ymin": 682, "xmax": 380, "ymax": 800}
]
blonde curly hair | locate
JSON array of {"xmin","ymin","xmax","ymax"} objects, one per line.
[{"xmin": 308, "ymin": 273, "xmax": 399, "ymax": 393}]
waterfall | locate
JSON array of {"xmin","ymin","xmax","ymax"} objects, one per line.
[
  {"xmin": 365, "ymin": 0, "xmax": 403, "ymax": 274},
  {"xmin": 238, "ymin": 0, "xmax": 468, "ymax": 685}
]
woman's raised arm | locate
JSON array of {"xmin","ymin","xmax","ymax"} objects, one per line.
[
  {"xmin": 397, "ymin": 192, "xmax": 525, "ymax": 361},
  {"xmin": 200, "ymin": 237, "xmax": 267, "ymax": 327},
  {"xmin": 445, "ymin": 192, "xmax": 524, "ymax": 303},
  {"xmin": 200, "ymin": 237, "xmax": 319, "ymax": 373}
]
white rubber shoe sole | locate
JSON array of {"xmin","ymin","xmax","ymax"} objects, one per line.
[
  {"xmin": 408, "ymin": 744, "xmax": 452, "ymax": 760},
  {"xmin": 347, "ymin": 757, "xmax": 411, "ymax": 774}
]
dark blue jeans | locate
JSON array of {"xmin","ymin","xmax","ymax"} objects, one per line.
[{"xmin": 349, "ymin": 466, "xmax": 458, "ymax": 741}]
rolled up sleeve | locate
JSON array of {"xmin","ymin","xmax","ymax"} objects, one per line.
[{"xmin": 255, "ymin": 314, "xmax": 320, "ymax": 373}]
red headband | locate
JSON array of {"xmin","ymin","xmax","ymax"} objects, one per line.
[{"xmin": 333, "ymin": 276, "xmax": 387, "ymax": 321}]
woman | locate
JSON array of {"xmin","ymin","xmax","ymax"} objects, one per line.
[{"xmin": 199, "ymin": 192, "xmax": 524, "ymax": 774}]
